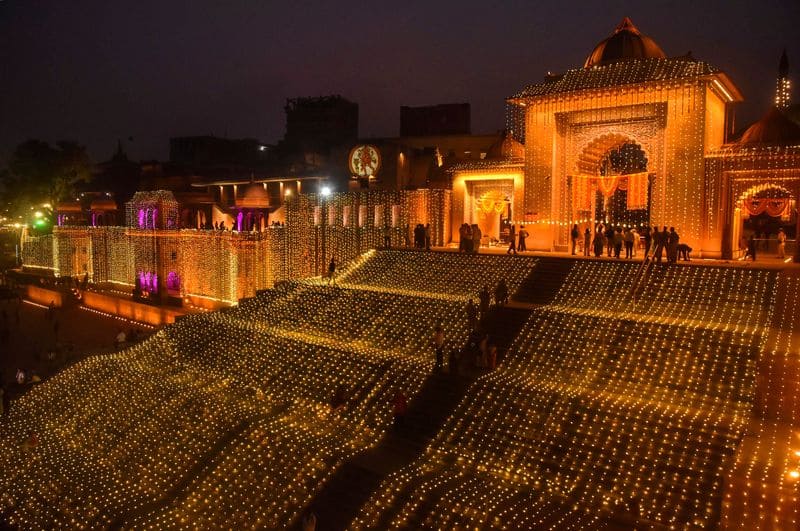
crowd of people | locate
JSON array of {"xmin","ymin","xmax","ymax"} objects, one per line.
[{"xmin": 573, "ymin": 224, "xmax": 690, "ymax": 264}]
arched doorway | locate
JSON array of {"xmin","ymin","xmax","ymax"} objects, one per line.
[
  {"xmin": 595, "ymin": 142, "xmax": 651, "ymax": 228},
  {"xmin": 732, "ymin": 184, "xmax": 796, "ymax": 258},
  {"xmin": 572, "ymin": 135, "xmax": 652, "ymax": 240}
]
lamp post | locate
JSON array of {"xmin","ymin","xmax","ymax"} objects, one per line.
[{"xmin": 320, "ymin": 185, "xmax": 331, "ymax": 277}]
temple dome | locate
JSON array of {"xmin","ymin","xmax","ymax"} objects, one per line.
[
  {"xmin": 737, "ymin": 107, "xmax": 800, "ymax": 146},
  {"xmin": 584, "ymin": 17, "xmax": 666, "ymax": 68},
  {"xmin": 236, "ymin": 183, "xmax": 270, "ymax": 209},
  {"xmin": 90, "ymin": 198, "xmax": 117, "ymax": 211},
  {"xmin": 486, "ymin": 131, "xmax": 525, "ymax": 160}
]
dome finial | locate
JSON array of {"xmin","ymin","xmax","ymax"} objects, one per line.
[
  {"xmin": 584, "ymin": 17, "xmax": 666, "ymax": 68},
  {"xmin": 615, "ymin": 17, "xmax": 639, "ymax": 34}
]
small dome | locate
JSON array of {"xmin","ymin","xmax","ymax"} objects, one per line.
[
  {"xmin": 90, "ymin": 198, "xmax": 118, "ymax": 211},
  {"xmin": 56, "ymin": 201, "xmax": 82, "ymax": 213},
  {"xmin": 236, "ymin": 183, "xmax": 270, "ymax": 209},
  {"xmin": 737, "ymin": 107, "xmax": 800, "ymax": 146},
  {"xmin": 584, "ymin": 17, "xmax": 666, "ymax": 68},
  {"xmin": 486, "ymin": 131, "xmax": 525, "ymax": 160}
]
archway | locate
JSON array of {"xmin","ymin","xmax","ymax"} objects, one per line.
[
  {"xmin": 572, "ymin": 135, "xmax": 652, "ymax": 236},
  {"xmin": 733, "ymin": 184, "xmax": 796, "ymax": 258}
]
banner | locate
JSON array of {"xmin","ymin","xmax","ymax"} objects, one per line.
[
  {"xmin": 743, "ymin": 198, "xmax": 789, "ymax": 218},
  {"xmin": 626, "ymin": 172, "xmax": 648, "ymax": 210}
]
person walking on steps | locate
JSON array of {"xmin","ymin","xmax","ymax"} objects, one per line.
[
  {"xmin": 328, "ymin": 257, "xmax": 336, "ymax": 286},
  {"xmin": 432, "ymin": 323, "xmax": 445, "ymax": 372}
]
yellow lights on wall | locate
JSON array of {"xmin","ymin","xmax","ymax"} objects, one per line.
[{"xmin": 505, "ymin": 57, "xmax": 746, "ymax": 253}]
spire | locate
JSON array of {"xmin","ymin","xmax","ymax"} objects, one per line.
[
  {"xmin": 614, "ymin": 17, "xmax": 640, "ymax": 34},
  {"xmin": 776, "ymin": 49, "xmax": 791, "ymax": 109},
  {"xmin": 779, "ymin": 48, "xmax": 789, "ymax": 78}
]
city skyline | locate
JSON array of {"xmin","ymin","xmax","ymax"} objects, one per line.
[{"xmin": 1, "ymin": 0, "xmax": 797, "ymax": 164}]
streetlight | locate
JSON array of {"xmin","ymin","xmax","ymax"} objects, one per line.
[{"xmin": 319, "ymin": 184, "xmax": 333, "ymax": 277}]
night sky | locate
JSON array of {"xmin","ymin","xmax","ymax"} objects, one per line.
[{"xmin": 1, "ymin": 0, "xmax": 797, "ymax": 165}]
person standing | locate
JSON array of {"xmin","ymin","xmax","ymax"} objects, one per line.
[
  {"xmin": 653, "ymin": 226, "xmax": 665, "ymax": 264},
  {"xmin": 518, "ymin": 225, "xmax": 529, "ymax": 252},
  {"xmin": 479, "ymin": 286, "xmax": 491, "ymax": 319},
  {"xmin": 466, "ymin": 299, "xmax": 478, "ymax": 330},
  {"xmin": 583, "ymin": 228, "xmax": 591, "ymax": 256},
  {"xmin": 424, "ymin": 223, "xmax": 432, "ymax": 251},
  {"xmin": 391, "ymin": 390, "xmax": 408, "ymax": 430},
  {"xmin": 605, "ymin": 225, "xmax": 615, "ymax": 257},
  {"xmin": 383, "ymin": 226, "xmax": 391, "ymax": 249},
  {"xmin": 494, "ymin": 279, "xmax": 508, "ymax": 307},
  {"xmin": 432, "ymin": 324, "xmax": 445, "ymax": 372},
  {"xmin": 471, "ymin": 224, "xmax": 482, "ymax": 254},
  {"xmin": 507, "ymin": 225, "xmax": 517, "ymax": 255},
  {"xmin": 328, "ymin": 257, "xmax": 336, "ymax": 286},
  {"xmin": 630, "ymin": 227, "xmax": 639, "ymax": 257},
  {"xmin": 777, "ymin": 227, "xmax": 787, "ymax": 259},
  {"xmin": 624, "ymin": 228, "xmax": 634, "ymax": 259},
  {"xmin": 667, "ymin": 227, "xmax": 679, "ymax": 264},
  {"xmin": 404, "ymin": 224, "xmax": 411, "ymax": 248},
  {"xmin": 570, "ymin": 224, "xmax": 579, "ymax": 255},
  {"xmin": 613, "ymin": 228, "xmax": 623, "ymax": 259},
  {"xmin": 643, "ymin": 226, "xmax": 653, "ymax": 260},
  {"xmin": 593, "ymin": 229, "xmax": 604, "ymax": 257},
  {"xmin": 747, "ymin": 234, "xmax": 757, "ymax": 261}
]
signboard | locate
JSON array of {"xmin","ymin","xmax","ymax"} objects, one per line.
[{"xmin": 348, "ymin": 145, "xmax": 381, "ymax": 178}]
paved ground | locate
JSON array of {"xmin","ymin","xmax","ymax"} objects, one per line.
[{"xmin": 0, "ymin": 296, "xmax": 154, "ymax": 397}]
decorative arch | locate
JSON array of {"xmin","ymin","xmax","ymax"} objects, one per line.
[
  {"xmin": 575, "ymin": 132, "xmax": 650, "ymax": 176},
  {"xmin": 737, "ymin": 184, "xmax": 794, "ymax": 219}
]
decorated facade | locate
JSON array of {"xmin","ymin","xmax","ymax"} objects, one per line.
[
  {"xmin": 506, "ymin": 17, "xmax": 741, "ymax": 254},
  {"xmin": 23, "ymin": 188, "xmax": 450, "ymax": 304}
]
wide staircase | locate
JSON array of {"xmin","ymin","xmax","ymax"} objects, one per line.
[
  {"xmin": 353, "ymin": 262, "xmax": 778, "ymax": 529},
  {"xmin": 0, "ymin": 249, "xmax": 536, "ymax": 530},
  {"xmin": 0, "ymin": 252, "xmax": 789, "ymax": 530}
]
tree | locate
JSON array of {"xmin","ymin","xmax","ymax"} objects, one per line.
[{"xmin": 0, "ymin": 139, "xmax": 92, "ymax": 227}]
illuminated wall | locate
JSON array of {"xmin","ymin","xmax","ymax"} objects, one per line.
[
  {"xmin": 450, "ymin": 167, "xmax": 524, "ymax": 243},
  {"xmin": 514, "ymin": 67, "xmax": 736, "ymax": 253},
  {"xmin": 705, "ymin": 146, "xmax": 800, "ymax": 259},
  {"xmin": 22, "ymin": 189, "xmax": 451, "ymax": 304},
  {"xmin": 21, "ymin": 232, "xmax": 56, "ymax": 273}
]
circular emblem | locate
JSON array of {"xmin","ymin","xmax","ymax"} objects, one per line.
[{"xmin": 348, "ymin": 145, "xmax": 381, "ymax": 178}]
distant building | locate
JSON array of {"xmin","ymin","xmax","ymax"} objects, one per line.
[
  {"xmin": 400, "ymin": 103, "xmax": 471, "ymax": 137},
  {"xmin": 169, "ymin": 136, "xmax": 270, "ymax": 168},
  {"xmin": 356, "ymin": 133, "xmax": 500, "ymax": 191},
  {"xmin": 283, "ymin": 95, "xmax": 358, "ymax": 152}
]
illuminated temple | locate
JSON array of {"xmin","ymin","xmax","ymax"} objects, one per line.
[{"xmin": 5, "ymin": 18, "xmax": 800, "ymax": 530}]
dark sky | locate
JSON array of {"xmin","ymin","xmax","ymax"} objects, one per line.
[{"xmin": 1, "ymin": 0, "xmax": 797, "ymax": 165}]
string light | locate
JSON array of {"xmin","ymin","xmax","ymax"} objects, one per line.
[
  {"xmin": 353, "ymin": 261, "xmax": 779, "ymax": 529},
  {"xmin": 0, "ymin": 250, "xmax": 535, "ymax": 528}
]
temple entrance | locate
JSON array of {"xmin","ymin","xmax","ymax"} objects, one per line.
[
  {"xmin": 594, "ymin": 142, "xmax": 650, "ymax": 228},
  {"xmin": 572, "ymin": 136, "xmax": 652, "ymax": 245},
  {"xmin": 733, "ymin": 185, "xmax": 796, "ymax": 258},
  {"xmin": 465, "ymin": 180, "xmax": 514, "ymax": 242}
]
